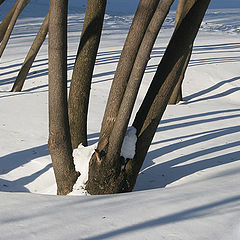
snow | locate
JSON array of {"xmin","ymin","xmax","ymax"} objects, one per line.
[
  {"xmin": 70, "ymin": 125, "xmax": 137, "ymax": 194},
  {"xmin": 120, "ymin": 127, "xmax": 137, "ymax": 160},
  {"xmin": 0, "ymin": 0, "xmax": 240, "ymax": 239},
  {"xmin": 71, "ymin": 143, "xmax": 97, "ymax": 195}
]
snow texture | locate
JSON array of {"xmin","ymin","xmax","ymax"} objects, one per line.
[
  {"xmin": 71, "ymin": 143, "xmax": 97, "ymax": 195},
  {"xmin": 0, "ymin": 0, "xmax": 240, "ymax": 239},
  {"xmin": 120, "ymin": 127, "xmax": 137, "ymax": 159}
]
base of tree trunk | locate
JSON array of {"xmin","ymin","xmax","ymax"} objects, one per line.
[{"xmin": 86, "ymin": 152, "xmax": 134, "ymax": 194}]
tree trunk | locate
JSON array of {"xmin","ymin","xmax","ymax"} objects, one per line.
[
  {"xmin": 48, "ymin": 0, "xmax": 79, "ymax": 195},
  {"xmin": 11, "ymin": 12, "xmax": 49, "ymax": 92},
  {"xmin": 168, "ymin": 50, "xmax": 191, "ymax": 104},
  {"xmin": 86, "ymin": 0, "xmax": 174, "ymax": 195},
  {"xmin": 0, "ymin": 0, "xmax": 30, "ymax": 58},
  {"xmin": 103, "ymin": 0, "xmax": 175, "ymax": 175},
  {"xmin": 0, "ymin": 0, "xmax": 6, "ymax": 5},
  {"xmin": 68, "ymin": 0, "xmax": 107, "ymax": 148},
  {"xmin": 168, "ymin": 0, "xmax": 197, "ymax": 104},
  {"xmin": 126, "ymin": 0, "xmax": 210, "ymax": 190},
  {"xmin": 0, "ymin": 0, "xmax": 18, "ymax": 42},
  {"xmin": 97, "ymin": 0, "xmax": 160, "ymax": 152}
]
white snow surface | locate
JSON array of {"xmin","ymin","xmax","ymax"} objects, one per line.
[
  {"xmin": 71, "ymin": 143, "xmax": 97, "ymax": 195},
  {"xmin": 0, "ymin": 0, "xmax": 240, "ymax": 239},
  {"xmin": 120, "ymin": 127, "xmax": 137, "ymax": 159}
]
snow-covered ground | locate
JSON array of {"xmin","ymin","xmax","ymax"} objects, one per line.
[{"xmin": 0, "ymin": 0, "xmax": 240, "ymax": 239}]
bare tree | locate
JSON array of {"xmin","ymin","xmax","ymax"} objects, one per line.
[
  {"xmin": 46, "ymin": 0, "xmax": 210, "ymax": 195},
  {"xmin": 11, "ymin": 12, "xmax": 49, "ymax": 92},
  {"xmin": 48, "ymin": 0, "xmax": 79, "ymax": 195},
  {"xmin": 128, "ymin": 0, "xmax": 211, "ymax": 189},
  {"xmin": 68, "ymin": 0, "xmax": 107, "ymax": 148},
  {"xmin": 86, "ymin": 0, "xmax": 210, "ymax": 194},
  {"xmin": 0, "ymin": 0, "xmax": 30, "ymax": 57},
  {"xmin": 86, "ymin": 0, "xmax": 174, "ymax": 194},
  {"xmin": 97, "ymin": 0, "xmax": 161, "ymax": 154}
]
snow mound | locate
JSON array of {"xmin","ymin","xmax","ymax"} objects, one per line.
[{"xmin": 70, "ymin": 143, "xmax": 97, "ymax": 195}]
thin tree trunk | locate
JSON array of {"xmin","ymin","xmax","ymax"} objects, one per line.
[
  {"xmin": 97, "ymin": 0, "xmax": 160, "ymax": 152},
  {"xmin": 48, "ymin": 0, "xmax": 79, "ymax": 195},
  {"xmin": 0, "ymin": 0, "xmax": 30, "ymax": 58},
  {"xmin": 68, "ymin": 0, "xmax": 107, "ymax": 148},
  {"xmin": 0, "ymin": 0, "xmax": 18, "ymax": 42},
  {"xmin": 105, "ymin": 0, "xmax": 175, "ymax": 169},
  {"xmin": 86, "ymin": 0, "xmax": 174, "ymax": 195},
  {"xmin": 168, "ymin": 0, "xmax": 196, "ymax": 104},
  {"xmin": 168, "ymin": 50, "xmax": 191, "ymax": 104},
  {"xmin": 11, "ymin": 12, "xmax": 49, "ymax": 92},
  {"xmin": 0, "ymin": 0, "xmax": 6, "ymax": 5},
  {"xmin": 175, "ymin": 0, "xmax": 186, "ymax": 28},
  {"xmin": 126, "ymin": 0, "xmax": 210, "ymax": 190}
]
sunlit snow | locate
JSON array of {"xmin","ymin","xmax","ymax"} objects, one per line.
[{"xmin": 0, "ymin": 0, "xmax": 240, "ymax": 239}]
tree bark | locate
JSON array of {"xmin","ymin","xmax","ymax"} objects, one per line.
[
  {"xmin": 0, "ymin": 0, "xmax": 30, "ymax": 58},
  {"xmin": 48, "ymin": 0, "xmax": 79, "ymax": 195},
  {"xmin": 168, "ymin": 0, "xmax": 197, "ymax": 104},
  {"xmin": 11, "ymin": 12, "xmax": 49, "ymax": 92},
  {"xmin": 168, "ymin": 50, "xmax": 191, "ymax": 104},
  {"xmin": 105, "ymin": 0, "xmax": 175, "ymax": 171},
  {"xmin": 0, "ymin": 0, "xmax": 6, "ymax": 5},
  {"xmin": 0, "ymin": 0, "xmax": 18, "ymax": 42},
  {"xmin": 86, "ymin": 0, "xmax": 174, "ymax": 195},
  {"xmin": 68, "ymin": 0, "xmax": 107, "ymax": 148},
  {"xmin": 127, "ymin": 0, "xmax": 210, "ymax": 190},
  {"xmin": 97, "ymin": 0, "xmax": 160, "ymax": 153}
]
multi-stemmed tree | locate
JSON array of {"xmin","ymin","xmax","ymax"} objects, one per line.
[
  {"xmin": 1, "ymin": 0, "xmax": 211, "ymax": 194},
  {"xmin": 48, "ymin": 0, "xmax": 210, "ymax": 195}
]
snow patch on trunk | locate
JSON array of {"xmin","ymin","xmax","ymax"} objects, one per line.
[
  {"xmin": 69, "ymin": 143, "xmax": 97, "ymax": 195},
  {"xmin": 69, "ymin": 127, "xmax": 137, "ymax": 195},
  {"xmin": 120, "ymin": 127, "xmax": 137, "ymax": 159}
]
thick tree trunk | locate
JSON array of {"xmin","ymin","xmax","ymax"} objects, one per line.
[
  {"xmin": 0, "ymin": 0, "xmax": 30, "ymax": 58},
  {"xmin": 48, "ymin": 0, "xmax": 79, "ymax": 195},
  {"xmin": 11, "ymin": 12, "xmax": 49, "ymax": 92},
  {"xmin": 0, "ymin": 0, "xmax": 18, "ymax": 42},
  {"xmin": 68, "ymin": 0, "xmax": 107, "ymax": 148},
  {"xmin": 86, "ymin": 0, "xmax": 174, "ymax": 195},
  {"xmin": 126, "ymin": 0, "xmax": 210, "ymax": 190},
  {"xmin": 168, "ymin": 0, "xmax": 197, "ymax": 104},
  {"xmin": 97, "ymin": 0, "xmax": 160, "ymax": 152}
]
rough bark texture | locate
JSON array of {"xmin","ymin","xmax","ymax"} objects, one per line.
[
  {"xmin": 48, "ymin": 0, "xmax": 79, "ymax": 195},
  {"xmin": 168, "ymin": 0, "xmax": 197, "ymax": 104},
  {"xmin": 0, "ymin": 0, "xmax": 18, "ymax": 42},
  {"xmin": 105, "ymin": 0, "xmax": 175, "ymax": 170},
  {"xmin": 86, "ymin": 0, "xmax": 173, "ymax": 195},
  {"xmin": 127, "ymin": 0, "xmax": 211, "ymax": 190},
  {"xmin": 68, "ymin": 0, "xmax": 107, "ymax": 148},
  {"xmin": 11, "ymin": 12, "xmax": 49, "ymax": 92},
  {"xmin": 97, "ymin": 0, "xmax": 160, "ymax": 153},
  {"xmin": 0, "ymin": 0, "xmax": 30, "ymax": 57}
]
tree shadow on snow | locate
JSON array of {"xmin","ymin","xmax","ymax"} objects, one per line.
[
  {"xmin": 84, "ymin": 195, "xmax": 240, "ymax": 240},
  {"xmin": 0, "ymin": 164, "xmax": 51, "ymax": 193},
  {"xmin": 135, "ymin": 108, "xmax": 240, "ymax": 191},
  {"xmin": 0, "ymin": 131, "xmax": 99, "ymax": 193},
  {"xmin": 0, "ymin": 144, "xmax": 50, "ymax": 192},
  {"xmin": 182, "ymin": 76, "xmax": 240, "ymax": 104},
  {"xmin": 1, "ymin": 42, "xmax": 239, "ymax": 94}
]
